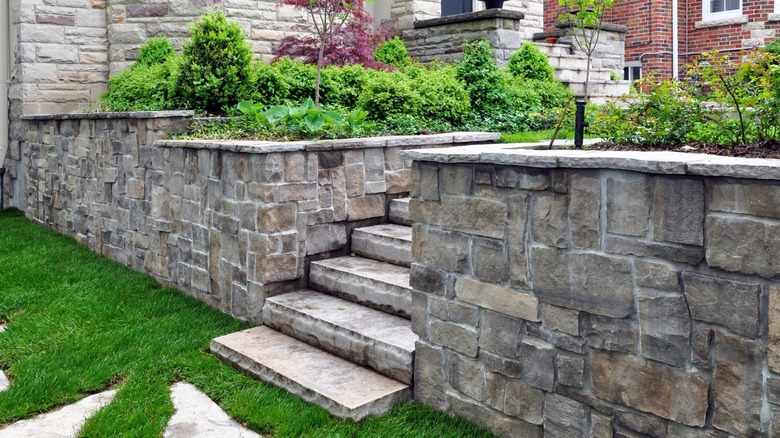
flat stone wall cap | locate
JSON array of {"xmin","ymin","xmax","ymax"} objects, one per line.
[
  {"xmin": 414, "ymin": 9, "xmax": 524, "ymax": 29},
  {"xmin": 403, "ymin": 148, "xmax": 780, "ymax": 180},
  {"xmin": 157, "ymin": 139, "xmax": 308, "ymax": 153},
  {"xmin": 21, "ymin": 110, "xmax": 195, "ymax": 121}
]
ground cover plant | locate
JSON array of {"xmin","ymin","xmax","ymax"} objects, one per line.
[
  {"xmin": 590, "ymin": 47, "xmax": 780, "ymax": 157},
  {"xmin": 0, "ymin": 208, "xmax": 490, "ymax": 437},
  {"xmin": 98, "ymin": 11, "xmax": 571, "ymax": 140}
]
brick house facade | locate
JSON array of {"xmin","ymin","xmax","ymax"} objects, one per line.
[{"xmin": 544, "ymin": 0, "xmax": 780, "ymax": 79}]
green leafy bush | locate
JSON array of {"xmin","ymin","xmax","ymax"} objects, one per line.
[
  {"xmin": 357, "ymin": 71, "xmax": 422, "ymax": 120},
  {"xmin": 174, "ymin": 11, "xmax": 254, "ymax": 113},
  {"xmin": 251, "ymin": 62, "xmax": 289, "ymax": 107},
  {"xmin": 100, "ymin": 57, "xmax": 181, "ymax": 112},
  {"xmin": 455, "ymin": 40, "xmax": 506, "ymax": 114},
  {"xmin": 374, "ymin": 36, "xmax": 411, "ymax": 68},
  {"xmin": 271, "ymin": 58, "xmax": 316, "ymax": 104},
  {"xmin": 320, "ymin": 64, "xmax": 370, "ymax": 108},
  {"xmin": 415, "ymin": 66, "xmax": 471, "ymax": 124},
  {"xmin": 766, "ymin": 38, "xmax": 780, "ymax": 57},
  {"xmin": 135, "ymin": 37, "xmax": 176, "ymax": 67},
  {"xmin": 507, "ymin": 41, "xmax": 555, "ymax": 81}
]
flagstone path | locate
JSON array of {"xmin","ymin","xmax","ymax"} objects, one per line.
[{"xmin": 0, "ymin": 390, "xmax": 116, "ymax": 438}]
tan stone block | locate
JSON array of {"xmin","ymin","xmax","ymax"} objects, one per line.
[
  {"xmin": 770, "ymin": 286, "xmax": 780, "ymax": 373},
  {"xmin": 257, "ymin": 203, "xmax": 296, "ymax": 232},
  {"xmin": 455, "ymin": 277, "xmax": 539, "ymax": 321}
]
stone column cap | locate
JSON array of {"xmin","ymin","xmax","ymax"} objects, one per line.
[{"xmin": 414, "ymin": 9, "xmax": 525, "ymax": 29}]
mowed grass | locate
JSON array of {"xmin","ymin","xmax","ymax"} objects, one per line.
[{"xmin": 0, "ymin": 208, "xmax": 490, "ymax": 437}]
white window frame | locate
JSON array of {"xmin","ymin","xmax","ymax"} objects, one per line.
[
  {"xmin": 702, "ymin": 0, "xmax": 742, "ymax": 21},
  {"xmin": 623, "ymin": 62, "xmax": 642, "ymax": 82},
  {"xmin": 775, "ymin": 0, "xmax": 780, "ymax": 14}
]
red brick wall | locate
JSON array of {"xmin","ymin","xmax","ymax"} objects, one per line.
[{"xmin": 543, "ymin": 0, "xmax": 779, "ymax": 78}]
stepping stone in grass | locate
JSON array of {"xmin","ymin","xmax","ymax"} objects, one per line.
[
  {"xmin": 0, "ymin": 390, "xmax": 116, "ymax": 437},
  {"xmin": 163, "ymin": 382, "xmax": 260, "ymax": 438}
]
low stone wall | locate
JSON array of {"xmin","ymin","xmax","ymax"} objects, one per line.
[
  {"xmin": 6, "ymin": 111, "xmax": 497, "ymax": 323},
  {"xmin": 402, "ymin": 146, "xmax": 780, "ymax": 437}
]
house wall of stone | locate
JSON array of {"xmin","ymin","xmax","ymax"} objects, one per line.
[
  {"xmin": 7, "ymin": 111, "xmax": 496, "ymax": 322},
  {"xmin": 404, "ymin": 148, "xmax": 780, "ymax": 437}
]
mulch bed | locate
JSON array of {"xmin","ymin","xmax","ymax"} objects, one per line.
[{"xmin": 588, "ymin": 140, "xmax": 780, "ymax": 159}]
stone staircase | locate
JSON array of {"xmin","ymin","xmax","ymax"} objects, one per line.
[
  {"xmin": 210, "ymin": 198, "xmax": 417, "ymax": 421},
  {"xmin": 535, "ymin": 42, "xmax": 631, "ymax": 103}
]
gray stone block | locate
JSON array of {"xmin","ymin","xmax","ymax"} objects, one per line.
[
  {"xmin": 530, "ymin": 247, "xmax": 634, "ymax": 318},
  {"xmin": 712, "ymin": 330, "xmax": 762, "ymax": 436},
  {"xmin": 428, "ymin": 318, "xmax": 479, "ymax": 357},
  {"xmin": 634, "ymin": 260, "xmax": 680, "ymax": 291},
  {"xmin": 504, "ymin": 379, "xmax": 544, "ymax": 424},
  {"xmin": 582, "ymin": 313, "xmax": 637, "ymax": 354},
  {"xmin": 410, "ymin": 263, "xmax": 453, "ymax": 297},
  {"xmin": 519, "ymin": 338, "xmax": 555, "ymax": 391},
  {"xmin": 413, "ymin": 226, "xmax": 470, "ymax": 273},
  {"xmin": 708, "ymin": 180, "xmax": 780, "ymax": 219},
  {"xmin": 479, "ymin": 310, "xmax": 522, "ymax": 357},
  {"xmin": 638, "ymin": 291, "xmax": 690, "ymax": 367},
  {"xmin": 607, "ymin": 173, "xmax": 650, "ymax": 237},
  {"xmin": 419, "ymin": 163, "xmax": 439, "ymax": 201},
  {"xmin": 569, "ymin": 171, "xmax": 601, "ymax": 249},
  {"xmin": 605, "ymin": 235, "xmax": 704, "ymax": 265},
  {"xmin": 652, "ymin": 177, "xmax": 704, "ymax": 245},
  {"xmin": 440, "ymin": 165, "xmax": 473, "ymax": 195},
  {"xmin": 389, "ymin": 198, "xmax": 411, "ymax": 226},
  {"xmin": 448, "ymin": 353, "xmax": 485, "ymax": 401},
  {"xmin": 440, "ymin": 195, "xmax": 506, "ymax": 239},
  {"xmin": 428, "ymin": 295, "xmax": 478, "ymax": 326},
  {"xmin": 414, "ymin": 340, "xmax": 446, "ymax": 393},
  {"xmin": 210, "ymin": 327, "xmax": 411, "ymax": 421},
  {"xmin": 494, "ymin": 167, "xmax": 549, "ymax": 190},
  {"xmin": 455, "ymin": 277, "xmax": 539, "ymax": 321},
  {"xmin": 615, "ymin": 410, "xmax": 667, "ymax": 437},
  {"xmin": 262, "ymin": 290, "xmax": 417, "ymax": 384},
  {"xmin": 541, "ymin": 304, "xmax": 579, "ymax": 336},
  {"xmin": 705, "ymin": 214, "xmax": 780, "ymax": 279},
  {"xmin": 590, "ymin": 412, "xmax": 613, "ymax": 438},
  {"xmin": 471, "ymin": 237, "xmax": 507, "ymax": 284},
  {"xmin": 544, "ymin": 393, "xmax": 587, "ymax": 438},
  {"xmin": 682, "ymin": 271, "xmax": 760, "ymax": 338},
  {"xmin": 507, "ymin": 194, "xmax": 528, "ymax": 286},
  {"xmin": 346, "ymin": 194, "xmax": 384, "ymax": 221},
  {"xmin": 556, "ymin": 353, "xmax": 584, "ymax": 388},
  {"xmin": 531, "ymin": 193, "xmax": 568, "ymax": 248},
  {"xmin": 309, "ymin": 256, "xmax": 411, "ymax": 317},
  {"xmin": 770, "ymin": 286, "xmax": 780, "ymax": 373},
  {"xmin": 351, "ymin": 224, "xmax": 412, "ymax": 267},
  {"xmin": 591, "ymin": 351, "xmax": 709, "ymax": 426}
]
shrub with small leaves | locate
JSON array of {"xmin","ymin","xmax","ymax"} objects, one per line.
[
  {"xmin": 174, "ymin": 11, "xmax": 254, "ymax": 113},
  {"xmin": 357, "ymin": 71, "xmax": 422, "ymax": 120},
  {"xmin": 271, "ymin": 58, "xmax": 316, "ymax": 104},
  {"xmin": 320, "ymin": 64, "xmax": 370, "ymax": 108},
  {"xmin": 100, "ymin": 57, "xmax": 181, "ymax": 112},
  {"xmin": 455, "ymin": 40, "xmax": 513, "ymax": 114},
  {"xmin": 251, "ymin": 62, "xmax": 289, "ymax": 107},
  {"xmin": 374, "ymin": 36, "xmax": 411, "ymax": 68},
  {"xmin": 415, "ymin": 66, "xmax": 471, "ymax": 124},
  {"xmin": 507, "ymin": 41, "xmax": 555, "ymax": 81},
  {"xmin": 135, "ymin": 37, "xmax": 176, "ymax": 67}
]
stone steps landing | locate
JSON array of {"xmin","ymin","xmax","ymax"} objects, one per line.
[
  {"xmin": 309, "ymin": 256, "xmax": 412, "ymax": 318},
  {"xmin": 210, "ymin": 326, "xmax": 412, "ymax": 421},
  {"xmin": 263, "ymin": 289, "xmax": 417, "ymax": 384},
  {"xmin": 351, "ymin": 224, "xmax": 412, "ymax": 268}
]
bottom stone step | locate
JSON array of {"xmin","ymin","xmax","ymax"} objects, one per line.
[{"xmin": 210, "ymin": 326, "xmax": 412, "ymax": 421}]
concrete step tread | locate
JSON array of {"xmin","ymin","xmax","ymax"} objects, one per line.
[
  {"xmin": 264, "ymin": 289, "xmax": 417, "ymax": 383},
  {"xmin": 311, "ymin": 257, "xmax": 411, "ymax": 290},
  {"xmin": 210, "ymin": 326, "xmax": 412, "ymax": 421},
  {"xmin": 389, "ymin": 198, "xmax": 411, "ymax": 226},
  {"xmin": 352, "ymin": 224, "xmax": 413, "ymax": 268},
  {"xmin": 309, "ymin": 256, "xmax": 412, "ymax": 317}
]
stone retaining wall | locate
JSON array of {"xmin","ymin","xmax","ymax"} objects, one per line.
[
  {"xmin": 402, "ymin": 146, "xmax": 780, "ymax": 437},
  {"xmin": 5, "ymin": 111, "xmax": 497, "ymax": 323}
]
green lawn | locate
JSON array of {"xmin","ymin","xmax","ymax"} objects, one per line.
[
  {"xmin": 0, "ymin": 208, "xmax": 490, "ymax": 437},
  {"xmin": 499, "ymin": 129, "xmax": 598, "ymax": 144}
]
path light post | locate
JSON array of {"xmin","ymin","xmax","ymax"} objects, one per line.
[{"xmin": 574, "ymin": 99, "xmax": 587, "ymax": 149}]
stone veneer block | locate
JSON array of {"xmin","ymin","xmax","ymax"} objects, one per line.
[
  {"xmin": 634, "ymin": 260, "xmax": 680, "ymax": 291},
  {"xmin": 682, "ymin": 272, "xmax": 760, "ymax": 338},
  {"xmin": 606, "ymin": 173, "xmax": 651, "ymax": 237},
  {"xmin": 652, "ymin": 177, "xmax": 705, "ymax": 245},
  {"xmin": 590, "ymin": 351, "xmax": 709, "ymax": 426},
  {"xmin": 709, "ymin": 181, "xmax": 780, "ymax": 219},
  {"xmin": 770, "ymin": 286, "xmax": 780, "ymax": 373},
  {"xmin": 530, "ymin": 247, "xmax": 634, "ymax": 318},
  {"xmin": 568, "ymin": 171, "xmax": 601, "ymax": 249},
  {"xmin": 440, "ymin": 195, "xmax": 507, "ymax": 239},
  {"xmin": 507, "ymin": 194, "xmax": 528, "ymax": 285},
  {"xmin": 543, "ymin": 393, "xmax": 587, "ymax": 438},
  {"xmin": 531, "ymin": 194, "xmax": 568, "ymax": 248},
  {"xmin": 605, "ymin": 235, "xmax": 704, "ymax": 265},
  {"xmin": 305, "ymin": 223, "xmax": 347, "ymax": 255},
  {"xmin": 638, "ymin": 291, "xmax": 691, "ymax": 367},
  {"xmin": 712, "ymin": 330, "xmax": 762, "ymax": 436},
  {"xmin": 455, "ymin": 277, "xmax": 540, "ymax": 321},
  {"xmin": 705, "ymin": 214, "xmax": 780, "ymax": 279},
  {"xmin": 210, "ymin": 327, "xmax": 411, "ymax": 421}
]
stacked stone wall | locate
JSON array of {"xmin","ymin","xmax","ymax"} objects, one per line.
[
  {"xmin": 6, "ymin": 112, "xmax": 496, "ymax": 322},
  {"xmin": 404, "ymin": 148, "xmax": 780, "ymax": 437}
]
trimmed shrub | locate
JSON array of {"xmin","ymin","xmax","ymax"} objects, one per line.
[
  {"xmin": 507, "ymin": 41, "xmax": 555, "ymax": 81},
  {"xmin": 357, "ymin": 71, "xmax": 422, "ymax": 120},
  {"xmin": 271, "ymin": 58, "xmax": 316, "ymax": 104},
  {"xmin": 320, "ymin": 64, "xmax": 370, "ymax": 108},
  {"xmin": 101, "ymin": 57, "xmax": 181, "ymax": 112},
  {"xmin": 523, "ymin": 78, "xmax": 571, "ymax": 109},
  {"xmin": 135, "ymin": 37, "xmax": 176, "ymax": 67},
  {"xmin": 414, "ymin": 66, "xmax": 471, "ymax": 124},
  {"xmin": 251, "ymin": 61, "xmax": 289, "ymax": 107},
  {"xmin": 767, "ymin": 38, "xmax": 780, "ymax": 57},
  {"xmin": 455, "ymin": 40, "xmax": 509, "ymax": 114},
  {"xmin": 374, "ymin": 36, "xmax": 411, "ymax": 68},
  {"xmin": 174, "ymin": 11, "xmax": 254, "ymax": 112}
]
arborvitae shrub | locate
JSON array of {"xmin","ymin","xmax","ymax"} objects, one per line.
[
  {"xmin": 135, "ymin": 37, "xmax": 176, "ymax": 67},
  {"xmin": 175, "ymin": 11, "xmax": 254, "ymax": 112},
  {"xmin": 374, "ymin": 36, "xmax": 411, "ymax": 68},
  {"xmin": 507, "ymin": 41, "xmax": 555, "ymax": 81},
  {"xmin": 455, "ymin": 40, "xmax": 507, "ymax": 114}
]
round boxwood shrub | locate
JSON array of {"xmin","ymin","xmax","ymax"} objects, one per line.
[
  {"xmin": 251, "ymin": 61, "xmax": 289, "ymax": 107},
  {"xmin": 320, "ymin": 64, "xmax": 370, "ymax": 108},
  {"xmin": 135, "ymin": 36, "xmax": 176, "ymax": 67},
  {"xmin": 414, "ymin": 66, "xmax": 471, "ymax": 124},
  {"xmin": 174, "ymin": 11, "xmax": 254, "ymax": 113},
  {"xmin": 357, "ymin": 71, "xmax": 422, "ymax": 120},
  {"xmin": 507, "ymin": 41, "xmax": 555, "ymax": 82},
  {"xmin": 271, "ymin": 58, "xmax": 316, "ymax": 104},
  {"xmin": 374, "ymin": 36, "xmax": 411, "ymax": 68}
]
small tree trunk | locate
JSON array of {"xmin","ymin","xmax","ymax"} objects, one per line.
[
  {"xmin": 584, "ymin": 54, "xmax": 591, "ymax": 102},
  {"xmin": 315, "ymin": 41, "xmax": 325, "ymax": 107}
]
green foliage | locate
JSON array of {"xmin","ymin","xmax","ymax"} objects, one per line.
[
  {"xmin": 135, "ymin": 36, "xmax": 176, "ymax": 67},
  {"xmin": 374, "ymin": 36, "xmax": 411, "ymax": 68},
  {"xmin": 271, "ymin": 58, "xmax": 316, "ymax": 103},
  {"xmin": 415, "ymin": 66, "xmax": 471, "ymax": 124},
  {"xmin": 766, "ymin": 38, "xmax": 780, "ymax": 57},
  {"xmin": 320, "ymin": 64, "xmax": 370, "ymax": 108},
  {"xmin": 251, "ymin": 62, "xmax": 289, "ymax": 107},
  {"xmin": 455, "ymin": 40, "xmax": 505, "ymax": 114},
  {"xmin": 100, "ymin": 57, "xmax": 181, "ymax": 112},
  {"xmin": 357, "ymin": 71, "xmax": 422, "ymax": 120},
  {"xmin": 175, "ymin": 11, "xmax": 254, "ymax": 113},
  {"xmin": 523, "ymin": 78, "xmax": 572, "ymax": 109},
  {"xmin": 507, "ymin": 41, "xmax": 555, "ymax": 82}
]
